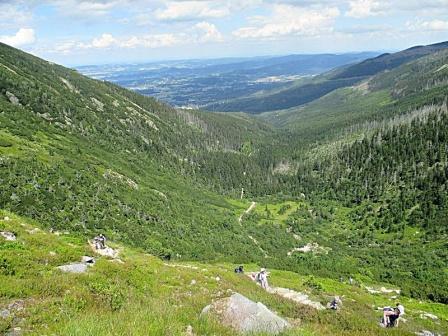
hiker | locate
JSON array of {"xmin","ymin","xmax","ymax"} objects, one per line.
[
  {"xmin": 329, "ymin": 296, "xmax": 341, "ymax": 310},
  {"xmin": 382, "ymin": 303, "xmax": 404, "ymax": 327},
  {"xmin": 234, "ymin": 265, "xmax": 244, "ymax": 274},
  {"xmin": 94, "ymin": 234, "xmax": 106, "ymax": 249},
  {"xmin": 349, "ymin": 276, "xmax": 354, "ymax": 285},
  {"xmin": 257, "ymin": 268, "xmax": 269, "ymax": 290}
]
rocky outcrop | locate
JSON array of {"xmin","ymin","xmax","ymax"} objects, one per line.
[
  {"xmin": 6, "ymin": 91, "xmax": 21, "ymax": 106},
  {"xmin": 201, "ymin": 293, "xmax": 290, "ymax": 335}
]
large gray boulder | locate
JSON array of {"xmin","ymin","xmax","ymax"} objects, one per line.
[{"xmin": 201, "ymin": 293, "xmax": 290, "ymax": 335}]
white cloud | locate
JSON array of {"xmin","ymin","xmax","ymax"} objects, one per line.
[
  {"xmin": 194, "ymin": 22, "xmax": 223, "ymax": 42},
  {"xmin": 50, "ymin": 0, "xmax": 125, "ymax": 17},
  {"xmin": 154, "ymin": 1, "xmax": 230, "ymax": 21},
  {"xmin": 0, "ymin": 2, "xmax": 33, "ymax": 29},
  {"xmin": 0, "ymin": 28, "xmax": 36, "ymax": 47},
  {"xmin": 51, "ymin": 21, "xmax": 224, "ymax": 54},
  {"xmin": 407, "ymin": 19, "xmax": 448, "ymax": 32},
  {"xmin": 92, "ymin": 33, "xmax": 116, "ymax": 48},
  {"xmin": 233, "ymin": 4, "xmax": 340, "ymax": 39},
  {"xmin": 346, "ymin": 0, "xmax": 385, "ymax": 18}
]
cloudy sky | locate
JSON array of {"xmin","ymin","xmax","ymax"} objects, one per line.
[{"xmin": 1, "ymin": 0, "xmax": 447, "ymax": 65}]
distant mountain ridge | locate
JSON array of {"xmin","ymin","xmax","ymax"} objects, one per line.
[
  {"xmin": 77, "ymin": 52, "xmax": 377, "ymax": 108},
  {"xmin": 207, "ymin": 40, "xmax": 448, "ymax": 113}
]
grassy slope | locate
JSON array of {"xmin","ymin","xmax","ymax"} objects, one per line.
[{"xmin": 1, "ymin": 211, "xmax": 447, "ymax": 336}]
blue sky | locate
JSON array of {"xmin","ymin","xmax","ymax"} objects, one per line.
[{"xmin": 1, "ymin": 0, "xmax": 448, "ymax": 66}]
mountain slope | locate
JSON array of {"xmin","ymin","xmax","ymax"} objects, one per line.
[
  {"xmin": 0, "ymin": 42, "xmax": 293, "ymax": 262},
  {"xmin": 1, "ymin": 42, "xmax": 448, "ymax": 310}
]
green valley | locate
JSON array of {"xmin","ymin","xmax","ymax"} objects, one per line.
[{"xmin": 1, "ymin": 39, "xmax": 448, "ymax": 336}]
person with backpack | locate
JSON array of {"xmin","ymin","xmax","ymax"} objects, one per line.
[
  {"xmin": 93, "ymin": 234, "xmax": 106, "ymax": 249},
  {"xmin": 257, "ymin": 268, "xmax": 269, "ymax": 290},
  {"xmin": 382, "ymin": 303, "xmax": 404, "ymax": 327}
]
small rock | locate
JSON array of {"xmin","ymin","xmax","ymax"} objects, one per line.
[
  {"xmin": 57, "ymin": 263, "xmax": 88, "ymax": 273},
  {"xmin": 215, "ymin": 276, "xmax": 221, "ymax": 282},
  {"xmin": 27, "ymin": 228, "xmax": 41, "ymax": 235},
  {"xmin": 1, "ymin": 309, "xmax": 10, "ymax": 319},
  {"xmin": 420, "ymin": 312, "xmax": 438, "ymax": 320},
  {"xmin": 190, "ymin": 279, "xmax": 197, "ymax": 285},
  {"xmin": 5, "ymin": 326, "xmax": 22, "ymax": 336},
  {"xmin": 7, "ymin": 300, "xmax": 25, "ymax": 312},
  {"xmin": 0, "ymin": 231, "xmax": 16, "ymax": 241},
  {"xmin": 185, "ymin": 325, "xmax": 194, "ymax": 336},
  {"xmin": 4, "ymin": 216, "xmax": 10, "ymax": 221},
  {"xmin": 49, "ymin": 251, "xmax": 56, "ymax": 256},
  {"xmin": 415, "ymin": 331, "xmax": 438, "ymax": 336},
  {"xmin": 5, "ymin": 92, "xmax": 21, "ymax": 106}
]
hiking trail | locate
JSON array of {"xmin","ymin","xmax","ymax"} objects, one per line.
[{"xmin": 238, "ymin": 201, "xmax": 256, "ymax": 224}]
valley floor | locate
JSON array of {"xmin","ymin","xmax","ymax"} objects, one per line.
[{"xmin": 1, "ymin": 209, "xmax": 447, "ymax": 336}]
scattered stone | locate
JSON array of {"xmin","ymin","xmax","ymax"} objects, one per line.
[
  {"xmin": 109, "ymin": 258, "xmax": 124, "ymax": 264},
  {"xmin": 287, "ymin": 242, "xmax": 330, "ymax": 256},
  {"xmin": 215, "ymin": 276, "xmax": 221, "ymax": 282},
  {"xmin": 8, "ymin": 300, "xmax": 25, "ymax": 312},
  {"xmin": 5, "ymin": 326, "xmax": 22, "ymax": 336},
  {"xmin": 57, "ymin": 263, "xmax": 88, "ymax": 273},
  {"xmin": 3, "ymin": 216, "xmax": 10, "ymax": 221},
  {"xmin": 419, "ymin": 312, "xmax": 438, "ymax": 320},
  {"xmin": 92, "ymin": 245, "xmax": 119, "ymax": 258},
  {"xmin": 91, "ymin": 97, "xmax": 104, "ymax": 111},
  {"xmin": 26, "ymin": 228, "xmax": 41, "ymax": 235},
  {"xmin": 415, "ymin": 331, "xmax": 439, "ymax": 336},
  {"xmin": 163, "ymin": 263, "xmax": 199, "ymax": 270},
  {"xmin": 365, "ymin": 286, "xmax": 400, "ymax": 295},
  {"xmin": 6, "ymin": 91, "xmax": 21, "ymax": 106},
  {"xmin": 1, "ymin": 309, "xmax": 10, "ymax": 319},
  {"xmin": 49, "ymin": 251, "xmax": 56, "ymax": 256},
  {"xmin": 103, "ymin": 169, "xmax": 138, "ymax": 190},
  {"xmin": 201, "ymin": 293, "xmax": 290, "ymax": 335},
  {"xmin": 0, "ymin": 231, "xmax": 16, "ymax": 241},
  {"xmin": 268, "ymin": 287, "xmax": 325, "ymax": 310},
  {"xmin": 59, "ymin": 77, "xmax": 79, "ymax": 93},
  {"xmin": 190, "ymin": 279, "xmax": 197, "ymax": 285},
  {"xmin": 37, "ymin": 112, "xmax": 54, "ymax": 121},
  {"xmin": 185, "ymin": 325, "xmax": 194, "ymax": 336}
]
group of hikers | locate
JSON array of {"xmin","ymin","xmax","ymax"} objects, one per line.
[
  {"xmin": 236, "ymin": 265, "xmax": 404, "ymax": 328},
  {"xmin": 234, "ymin": 266, "xmax": 269, "ymax": 290}
]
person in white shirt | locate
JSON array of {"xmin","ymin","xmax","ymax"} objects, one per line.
[{"xmin": 257, "ymin": 268, "xmax": 269, "ymax": 290}]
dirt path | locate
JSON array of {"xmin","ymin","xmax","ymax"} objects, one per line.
[
  {"xmin": 268, "ymin": 287, "xmax": 325, "ymax": 310},
  {"xmin": 238, "ymin": 202, "xmax": 256, "ymax": 224}
]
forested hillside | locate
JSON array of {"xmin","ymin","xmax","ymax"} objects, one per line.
[
  {"xmin": 0, "ymin": 41, "xmax": 288, "ymax": 262},
  {"xmin": 1, "ymin": 41, "xmax": 447, "ymax": 308}
]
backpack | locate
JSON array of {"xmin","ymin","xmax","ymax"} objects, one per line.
[{"xmin": 256, "ymin": 272, "xmax": 262, "ymax": 282}]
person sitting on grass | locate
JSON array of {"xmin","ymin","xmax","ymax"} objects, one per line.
[{"xmin": 234, "ymin": 265, "xmax": 244, "ymax": 274}]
